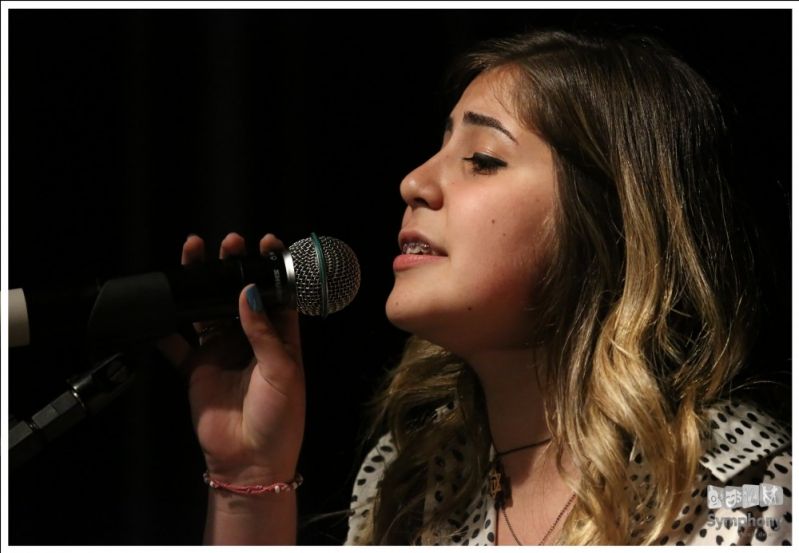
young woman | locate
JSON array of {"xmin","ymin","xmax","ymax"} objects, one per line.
[{"xmin": 157, "ymin": 28, "xmax": 791, "ymax": 545}]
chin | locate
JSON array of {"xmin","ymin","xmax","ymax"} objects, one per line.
[
  {"xmin": 385, "ymin": 293, "xmax": 464, "ymax": 353},
  {"xmin": 386, "ymin": 292, "xmax": 533, "ymax": 358},
  {"xmin": 385, "ymin": 301, "xmax": 432, "ymax": 340},
  {"xmin": 384, "ymin": 291, "xmax": 424, "ymax": 334}
]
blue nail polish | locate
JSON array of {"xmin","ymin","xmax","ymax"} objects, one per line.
[{"xmin": 246, "ymin": 286, "xmax": 264, "ymax": 312}]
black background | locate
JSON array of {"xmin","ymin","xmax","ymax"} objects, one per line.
[{"xmin": 8, "ymin": 8, "xmax": 791, "ymax": 545}]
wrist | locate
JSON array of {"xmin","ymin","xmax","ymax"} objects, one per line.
[{"xmin": 204, "ymin": 487, "xmax": 298, "ymax": 544}]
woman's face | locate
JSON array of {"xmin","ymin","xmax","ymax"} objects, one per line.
[{"xmin": 386, "ymin": 68, "xmax": 558, "ymax": 355}]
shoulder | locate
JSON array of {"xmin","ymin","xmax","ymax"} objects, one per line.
[
  {"xmin": 658, "ymin": 398, "xmax": 792, "ymax": 545},
  {"xmin": 344, "ymin": 432, "xmax": 398, "ymax": 545},
  {"xmin": 699, "ymin": 398, "xmax": 791, "ymax": 481},
  {"xmin": 344, "ymin": 404, "xmax": 457, "ymax": 545}
]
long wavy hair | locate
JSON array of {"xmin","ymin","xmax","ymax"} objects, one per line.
[{"xmin": 359, "ymin": 28, "xmax": 760, "ymax": 545}]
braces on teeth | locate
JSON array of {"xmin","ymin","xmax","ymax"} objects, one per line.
[{"xmin": 403, "ymin": 242, "xmax": 434, "ymax": 255}]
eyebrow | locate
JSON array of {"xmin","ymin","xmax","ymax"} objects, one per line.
[{"xmin": 444, "ymin": 111, "xmax": 518, "ymax": 144}]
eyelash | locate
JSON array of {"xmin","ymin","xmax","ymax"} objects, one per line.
[{"xmin": 462, "ymin": 153, "xmax": 507, "ymax": 175}]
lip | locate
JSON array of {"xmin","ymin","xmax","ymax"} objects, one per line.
[
  {"xmin": 397, "ymin": 229, "xmax": 447, "ymax": 256},
  {"xmin": 393, "ymin": 253, "xmax": 447, "ymax": 272}
]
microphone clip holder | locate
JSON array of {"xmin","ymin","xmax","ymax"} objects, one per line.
[{"xmin": 9, "ymin": 351, "xmax": 135, "ymax": 470}]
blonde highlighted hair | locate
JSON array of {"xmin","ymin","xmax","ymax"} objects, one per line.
[{"xmin": 361, "ymin": 29, "xmax": 759, "ymax": 544}]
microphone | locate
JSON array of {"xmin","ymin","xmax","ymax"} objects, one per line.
[{"xmin": 9, "ymin": 233, "xmax": 360, "ymax": 349}]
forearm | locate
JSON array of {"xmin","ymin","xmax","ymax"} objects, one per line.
[{"xmin": 203, "ymin": 488, "xmax": 297, "ymax": 545}]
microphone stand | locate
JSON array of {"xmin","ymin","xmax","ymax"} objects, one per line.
[{"xmin": 9, "ymin": 351, "xmax": 136, "ymax": 470}]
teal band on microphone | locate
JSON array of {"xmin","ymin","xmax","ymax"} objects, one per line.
[{"xmin": 310, "ymin": 232, "xmax": 329, "ymax": 318}]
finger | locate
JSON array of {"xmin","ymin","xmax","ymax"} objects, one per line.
[
  {"xmin": 238, "ymin": 284, "xmax": 303, "ymax": 395},
  {"xmin": 182, "ymin": 236, "xmax": 208, "ymax": 334},
  {"xmin": 182, "ymin": 234, "xmax": 205, "ymax": 265},
  {"xmin": 212, "ymin": 233, "xmax": 246, "ymax": 343},
  {"xmin": 219, "ymin": 232, "xmax": 247, "ymax": 259},
  {"xmin": 259, "ymin": 232, "xmax": 286, "ymax": 254}
]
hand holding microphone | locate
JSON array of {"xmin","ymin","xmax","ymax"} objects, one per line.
[
  {"xmin": 158, "ymin": 232, "xmax": 310, "ymax": 489},
  {"xmin": 160, "ymin": 231, "xmax": 362, "ymax": 544}
]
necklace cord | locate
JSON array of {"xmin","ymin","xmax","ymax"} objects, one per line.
[
  {"xmin": 495, "ymin": 436, "xmax": 553, "ymax": 457},
  {"xmin": 492, "ymin": 436, "xmax": 576, "ymax": 545},
  {"xmin": 500, "ymin": 491, "xmax": 576, "ymax": 545}
]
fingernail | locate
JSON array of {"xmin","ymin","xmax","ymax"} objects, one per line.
[
  {"xmin": 246, "ymin": 285, "xmax": 264, "ymax": 312},
  {"xmin": 186, "ymin": 233, "xmax": 199, "ymax": 240}
]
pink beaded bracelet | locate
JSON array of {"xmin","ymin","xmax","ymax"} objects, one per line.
[{"xmin": 202, "ymin": 471, "xmax": 303, "ymax": 495}]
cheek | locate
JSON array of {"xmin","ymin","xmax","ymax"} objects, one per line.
[
  {"xmin": 458, "ymin": 195, "xmax": 550, "ymax": 259},
  {"xmin": 448, "ymin": 249, "xmax": 541, "ymax": 310},
  {"xmin": 451, "ymin": 200, "xmax": 552, "ymax": 299}
]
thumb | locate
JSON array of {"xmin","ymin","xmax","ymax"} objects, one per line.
[{"xmin": 238, "ymin": 284, "xmax": 303, "ymax": 389}]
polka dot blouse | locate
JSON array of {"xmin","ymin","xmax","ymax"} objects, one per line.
[{"xmin": 345, "ymin": 399, "xmax": 792, "ymax": 545}]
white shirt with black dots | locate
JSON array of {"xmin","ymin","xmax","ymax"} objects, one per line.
[{"xmin": 345, "ymin": 399, "xmax": 792, "ymax": 545}]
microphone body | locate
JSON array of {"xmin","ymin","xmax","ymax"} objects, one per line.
[{"xmin": 9, "ymin": 235, "xmax": 360, "ymax": 349}]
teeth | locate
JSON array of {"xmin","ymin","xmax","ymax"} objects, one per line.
[{"xmin": 403, "ymin": 241, "xmax": 434, "ymax": 255}]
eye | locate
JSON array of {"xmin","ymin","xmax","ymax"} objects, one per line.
[{"xmin": 462, "ymin": 153, "xmax": 507, "ymax": 175}]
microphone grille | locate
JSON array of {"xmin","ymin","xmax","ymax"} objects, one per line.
[{"xmin": 289, "ymin": 235, "xmax": 361, "ymax": 316}]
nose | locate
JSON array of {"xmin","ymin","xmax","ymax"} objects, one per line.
[{"xmin": 399, "ymin": 155, "xmax": 444, "ymax": 210}]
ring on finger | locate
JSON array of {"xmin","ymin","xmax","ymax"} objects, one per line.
[{"xmin": 197, "ymin": 320, "xmax": 233, "ymax": 343}]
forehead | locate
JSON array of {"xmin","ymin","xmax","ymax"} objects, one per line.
[{"xmin": 451, "ymin": 68, "xmax": 521, "ymax": 127}]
